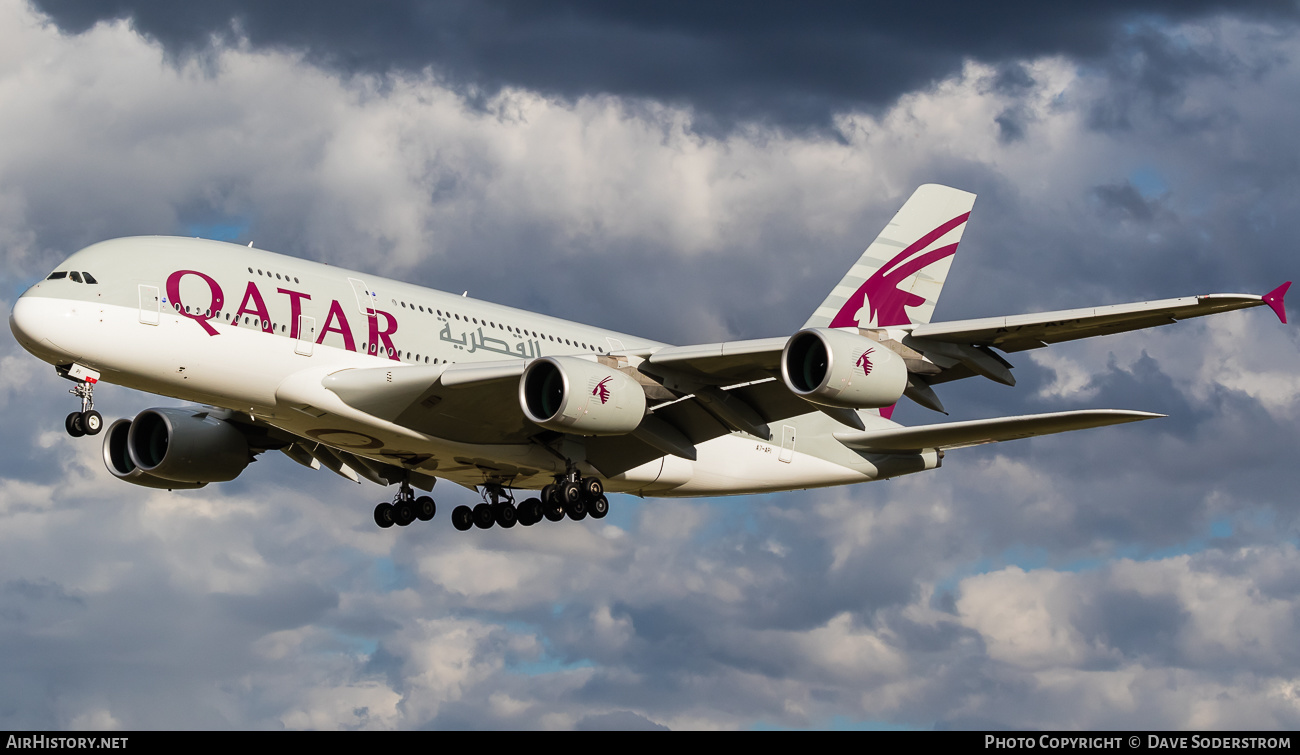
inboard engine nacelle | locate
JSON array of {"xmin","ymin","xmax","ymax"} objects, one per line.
[
  {"xmin": 520, "ymin": 356, "xmax": 647, "ymax": 435},
  {"xmin": 102, "ymin": 408, "xmax": 251, "ymax": 487},
  {"xmin": 781, "ymin": 328, "xmax": 908, "ymax": 409}
]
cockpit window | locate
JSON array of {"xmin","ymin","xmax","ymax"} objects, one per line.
[
  {"xmin": 82, "ymin": 272, "xmax": 98, "ymax": 284},
  {"xmin": 46, "ymin": 271, "xmax": 67, "ymax": 280},
  {"xmin": 69, "ymin": 271, "xmax": 83, "ymax": 283}
]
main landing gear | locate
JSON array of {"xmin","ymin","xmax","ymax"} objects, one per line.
[
  {"xmin": 63, "ymin": 365, "xmax": 102, "ymax": 438},
  {"xmin": 374, "ymin": 478, "xmax": 436, "ymax": 529},
  {"xmin": 451, "ymin": 472, "xmax": 608, "ymax": 532}
]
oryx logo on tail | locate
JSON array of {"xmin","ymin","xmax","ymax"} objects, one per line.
[
  {"xmin": 593, "ymin": 377, "xmax": 612, "ymax": 404},
  {"xmin": 830, "ymin": 212, "xmax": 969, "ymax": 329}
]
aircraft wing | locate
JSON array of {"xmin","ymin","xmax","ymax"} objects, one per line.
[
  {"xmin": 640, "ymin": 337, "xmax": 788, "ymax": 385},
  {"xmin": 300, "ymin": 283, "xmax": 1286, "ymax": 477},
  {"xmin": 832, "ymin": 409, "xmax": 1162, "ymax": 453},
  {"xmin": 909, "ymin": 285, "xmax": 1288, "ymax": 354},
  {"xmin": 321, "ymin": 359, "xmax": 537, "ymax": 445}
]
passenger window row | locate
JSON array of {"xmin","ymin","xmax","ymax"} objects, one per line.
[{"xmin": 391, "ymin": 296, "xmax": 605, "ymax": 354}]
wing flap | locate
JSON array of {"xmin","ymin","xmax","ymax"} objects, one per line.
[{"xmin": 833, "ymin": 409, "xmax": 1163, "ymax": 452}]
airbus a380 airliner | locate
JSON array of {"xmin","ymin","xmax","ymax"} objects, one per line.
[{"xmin": 8, "ymin": 185, "xmax": 1290, "ymax": 532}]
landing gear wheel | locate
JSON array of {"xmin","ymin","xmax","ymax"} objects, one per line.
[
  {"xmin": 561, "ymin": 481, "xmax": 581, "ymax": 507},
  {"xmin": 65, "ymin": 412, "xmax": 86, "ymax": 438},
  {"xmin": 496, "ymin": 502, "xmax": 518, "ymax": 528},
  {"xmin": 519, "ymin": 498, "xmax": 542, "ymax": 526},
  {"xmin": 543, "ymin": 494, "xmax": 566, "ymax": 522},
  {"xmin": 581, "ymin": 477, "xmax": 603, "ymax": 501},
  {"xmin": 589, "ymin": 494, "xmax": 609, "ymax": 519},
  {"xmin": 82, "ymin": 410, "xmax": 103, "ymax": 435},
  {"xmin": 374, "ymin": 502, "xmax": 395, "ymax": 529},
  {"xmin": 415, "ymin": 496, "xmax": 436, "ymax": 521},
  {"xmin": 473, "ymin": 502, "xmax": 495, "ymax": 529},
  {"xmin": 566, "ymin": 496, "xmax": 587, "ymax": 521},
  {"xmin": 452, "ymin": 505, "xmax": 474, "ymax": 531},
  {"xmin": 394, "ymin": 501, "xmax": 416, "ymax": 527}
]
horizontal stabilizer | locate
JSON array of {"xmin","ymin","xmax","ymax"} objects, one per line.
[{"xmin": 833, "ymin": 409, "xmax": 1163, "ymax": 452}]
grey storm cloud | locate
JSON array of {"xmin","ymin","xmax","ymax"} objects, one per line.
[{"xmin": 30, "ymin": 0, "xmax": 1300, "ymax": 129}]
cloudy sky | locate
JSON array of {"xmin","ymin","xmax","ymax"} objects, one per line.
[{"xmin": 2, "ymin": 0, "xmax": 1299, "ymax": 730}]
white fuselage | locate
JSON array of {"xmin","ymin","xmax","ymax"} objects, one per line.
[{"xmin": 10, "ymin": 237, "xmax": 912, "ymax": 496}]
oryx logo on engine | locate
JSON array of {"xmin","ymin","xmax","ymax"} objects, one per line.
[
  {"xmin": 856, "ymin": 348, "xmax": 875, "ymax": 376},
  {"xmin": 593, "ymin": 377, "xmax": 612, "ymax": 404}
]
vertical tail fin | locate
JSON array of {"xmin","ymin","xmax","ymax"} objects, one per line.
[{"xmin": 804, "ymin": 184, "xmax": 977, "ymax": 330}]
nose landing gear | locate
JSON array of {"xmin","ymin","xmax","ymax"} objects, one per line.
[{"xmin": 60, "ymin": 364, "xmax": 103, "ymax": 437}]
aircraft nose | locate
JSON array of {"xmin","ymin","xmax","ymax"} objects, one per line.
[{"xmin": 9, "ymin": 292, "xmax": 41, "ymax": 348}]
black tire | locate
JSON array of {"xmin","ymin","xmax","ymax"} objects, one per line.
[
  {"xmin": 374, "ymin": 502, "xmax": 395, "ymax": 529},
  {"xmin": 496, "ymin": 502, "xmax": 518, "ymax": 528},
  {"xmin": 394, "ymin": 501, "xmax": 416, "ymax": 526},
  {"xmin": 582, "ymin": 477, "xmax": 603, "ymax": 501},
  {"xmin": 520, "ymin": 498, "xmax": 542, "ymax": 526},
  {"xmin": 589, "ymin": 494, "xmax": 609, "ymax": 519},
  {"xmin": 415, "ymin": 496, "xmax": 436, "ymax": 521},
  {"xmin": 541, "ymin": 484, "xmax": 556, "ymax": 505},
  {"xmin": 543, "ymin": 496, "xmax": 566, "ymax": 522},
  {"xmin": 562, "ymin": 481, "xmax": 581, "ymax": 506},
  {"xmin": 566, "ymin": 495, "xmax": 587, "ymax": 521},
  {"xmin": 473, "ymin": 502, "xmax": 495, "ymax": 529},
  {"xmin": 452, "ymin": 505, "xmax": 474, "ymax": 531},
  {"xmin": 82, "ymin": 410, "xmax": 103, "ymax": 436},
  {"xmin": 65, "ymin": 412, "xmax": 85, "ymax": 438}
]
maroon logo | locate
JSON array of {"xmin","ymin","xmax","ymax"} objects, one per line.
[
  {"xmin": 830, "ymin": 212, "xmax": 969, "ymax": 329},
  {"xmin": 593, "ymin": 377, "xmax": 612, "ymax": 404},
  {"xmin": 166, "ymin": 270, "xmax": 224, "ymax": 336},
  {"xmin": 856, "ymin": 348, "xmax": 875, "ymax": 376}
]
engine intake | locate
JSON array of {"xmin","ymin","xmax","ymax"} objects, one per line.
[
  {"xmin": 781, "ymin": 328, "xmax": 907, "ymax": 409},
  {"xmin": 520, "ymin": 356, "xmax": 647, "ymax": 435},
  {"xmin": 122, "ymin": 408, "xmax": 251, "ymax": 484},
  {"xmin": 102, "ymin": 419, "xmax": 207, "ymax": 489}
]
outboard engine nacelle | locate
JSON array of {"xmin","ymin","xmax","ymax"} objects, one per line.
[
  {"xmin": 781, "ymin": 328, "xmax": 908, "ymax": 409},
  {"xmin": 122, "ymin": 408, "xmax": 251, "ymax": 484},
  {"xmin": 520, "ymin": 356, "xmax": 647, "ymax": 435},
  {"xmin": 102, "ymin": 418, "xmax": 207, "ymax": 490}
]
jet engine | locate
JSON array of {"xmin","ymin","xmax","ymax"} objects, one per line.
[
  {"xmin": 102, "ymin": 419, "xmax": 207, "ymax": 489},
  {"xmin": 520, "ymin": 356, "xmax": 647, "ymax": 435},
  {"xmin": 102, "ymin": 408, "xmax": 252, "ymax": 486},
  {"xmin": 781, "ymin": 328, "xmax": 908, "ymax": 409}
]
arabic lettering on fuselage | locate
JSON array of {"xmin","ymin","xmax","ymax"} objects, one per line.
[{"xmin": 165, "ymin": 269, "xmax": 544, "ymax": 361}]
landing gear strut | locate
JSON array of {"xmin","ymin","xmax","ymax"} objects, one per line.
[
  {"xmin": 374, "ymin": 477, "xmax": 435, "ymax": 529},
  {"xmin": 61, "ymin": 364, "xmax": 102, "ymax": 437}
]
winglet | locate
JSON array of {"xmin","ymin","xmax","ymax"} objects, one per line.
[{"xmin": 1263, "ymin": 281, "xmax": 1290, "ymax": 324}]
